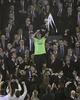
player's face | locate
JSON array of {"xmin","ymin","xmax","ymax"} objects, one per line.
[{"xmin": 36, "ymin": 33, "xmax": 42, "ymax": 39}]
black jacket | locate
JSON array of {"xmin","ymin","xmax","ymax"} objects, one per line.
[{"xmin": 41, "ymin": 93, "xmax": 55, "ymax": 100}]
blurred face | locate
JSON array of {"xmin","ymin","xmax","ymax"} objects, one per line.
[
  {"xmin": 67, "ymin": 7, "xmax": 72, "ymax": 14},
  {"xmin": 77, "ymin": 6, "xmax": 80, "ymax": 12},
  {"xmin": 64, "ymin": 29, "xmax": 69, "ymax": 35},
  {"xmin": 36, "ymin": 33, "xmax": 42, "ymax": 39},
  {"xmin": 51, "ymin": 54, "xmax": 55, "ymax": 61},
  {"xmin": 72, "ymin": 70, "xmax": 77, "ymax": 76},
  {"xmin": 25, "ymin": 50, "xmax": 29, "ymax": 56},
  {"xmin": 5, "ymin": 27, "xmax": 10, "ymax": 33},
  {"xmin": 30, "ymin": 66, "xmax": 35, "ymax": 72},
  {"xmin": 11, "ymin": 52, "xmax": 16, "ymax": 59},
  {"xmin": 67, "ymin": 48, "xmax": 73, "ymax": 54},
  {"xmin": 28, "ymin": 24, "xmax": 33, "ymax": 31},
  {"xmin": 10, "ymin": 5, "xmax": 15, "ymax": 11},
  {"xmin": 14, "ymin": 34, "xmax": 19, "ymax": 40},
  {"xmin": 0, "ymin": 48, "xmax": 3, "ymax": 55},
  {"xmin": 64, "ymin": 40, "xmax": 68, "ymax": 46},
  {"xmin": 43, "ymin": 63, "xmax": 47, "ymax": 68},
  {"xmin": 20, "ymin": 40, "xmax": 24, "ymax": 46},
  {"xmin": 59, "ymin": 40, "xmax": 64, "ymax": 46},
  {"xmin": 33, "ymin": 90, "xmax": 38, "ymax": 97},
  {"xmin": 58, "ymin": 3, "xmax": 63, "ymax": 9},
  {"xmin": 44, "ymin": 18, "xmax": 48, "ymax": 25},
  {"xmin": 9, "ymin": 13, "xmax": 14, "ymax": 20},
  {"xmin": 31, "ymin": 5, "xmax": 35, "ymax": 11},
  {"xmin": 25, "ymin": 18, "xmax": 31, "ymax": 26},
  {"xmin": 30, "ymin": 53, "xmax": 34, "ymax": 59},
  {"xmin": 71, "ymin": 90, "xmax": 76, "ymax": 97},
  {"xmin": 77, "ymin": 21, "xmax": 80, "ymax": 27},
  {"xmin": 53, "ymin": 45, "xmax": 58, "ymax": 51},
  {"xmin": 75, "ymin": 42, "xmax": 80, "ymax": 48},
  {"xmin": 18, "ymin": 29, "xmax": 23, "ymax": 34},
  {"xmin": 7, "ymin": 43, "xmax": 12, "ymax": 49},
  {"xmin": 18, "ymin": 57, "xmax": 23, "ymax": 63},
  {"xmin": 9, "ymin": 19, "xmax": 14, "ymax": 25},
  {"xmin": 76, "ymin": 27, "xmax": 80, "ymax": 33},
  {"xmin": 45, "ymin": 43, "xmax": 50, "ymax": 49},
  {"xmin": 1, "ymin": 35, "xmax": 6, "ymax": 41},
  {"xmin": 46, "ymin": 5, "xmax": 50, "ymax": 11},
  {"xmin": 26, "ymin": 18, "xmax": 30, "ymax": 22}
]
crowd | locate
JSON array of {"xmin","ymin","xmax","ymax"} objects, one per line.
[{"xmin": 0, "ymin": 0, "xmax": 80, "ymax": 100}]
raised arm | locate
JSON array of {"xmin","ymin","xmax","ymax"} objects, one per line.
[
  {"xmin": 44, "ymin": 32, "xmax": 49, "ymax": 38},
  {"xmin": 19, "ymin": 82, "xmax": 27, "ymax": 99},
  {"xmin": 30, "ymin": 30, "xmax": 40, "ymax": 39},
  {"xmin": 0, "ymin": 74, "xmax": 4, "ymax": 91},
  {"xmin": 15, "ymin": 79, "xmax": 22, "ymax": 92}
]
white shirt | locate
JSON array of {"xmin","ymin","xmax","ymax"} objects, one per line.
[
  {"xmin": 0, "ymin": 94, "xmax": 9, "ymax": 100},
  {"xmin": 9, "ymin": 83, "xmax": 27, "ymax": 100},
  {"xmin": 78, "ymin": 12, "xmax": 80, "ymax": 21},
  {"xmin": 0, "ymin": 83, "xmax": 27, "ymax": 100}
]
